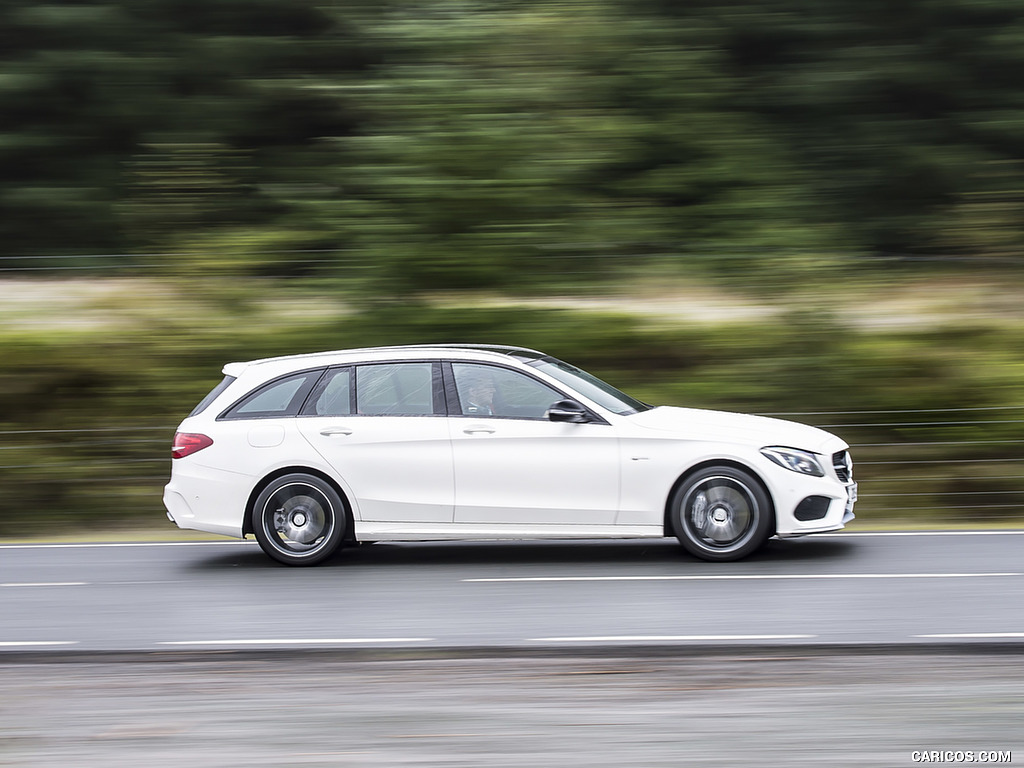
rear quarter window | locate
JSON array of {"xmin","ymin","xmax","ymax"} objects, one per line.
[{"xmin": 220, "ymin": 369, "xmax": 325, "ymax": 420}]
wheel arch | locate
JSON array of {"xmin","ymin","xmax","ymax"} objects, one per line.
[
  {"xmin": 244, "ymin": 466, "xmax": 355, "ymax": 541},
  {"xmin": 662, "ymin": 458, "xmax": 776, "ymax": 537}
]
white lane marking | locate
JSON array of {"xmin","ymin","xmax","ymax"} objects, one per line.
[
  {"xmin": 915, "ymin": 633, "xmax": 1024, "ymax": 639},
  {"xmin": 531, "ymin": 634, "xmax": 817, "ymax": 642},
  {"xmin": 158, "ymin": 638, "xmax": 434, "ymax": 646},
  {"xmin": 464, "ymin": 572, "xmax": 1022, "ymax": 583},
  {"xmin": 0, "ymin": 641, "xmax": 79, "ymax": 647},
  {"xmin": 1, "ymin": 582, "xmax": 87, "ymax": 587}
]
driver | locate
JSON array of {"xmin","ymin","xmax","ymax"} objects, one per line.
[{"xmin": 462, "ymin": 371, "xmax": 497, "ymax": 416}]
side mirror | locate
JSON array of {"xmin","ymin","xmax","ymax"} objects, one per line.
[{"xmin": 546, "ymin": 399, "xmax": 590, "ymax": 423}]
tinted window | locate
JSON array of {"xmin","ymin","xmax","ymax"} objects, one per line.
[
  {"xmin": 356, "ymin": 363, "xmax": 437, "ymax": 416},
  {"xmin": 302, "ymin": 368, "xmax": 353, "ymax": 416},
  {"xmin": 452, "ymin": 363, "xmax": 561, "ymax": 420},
  {"xmin": 221, "ymin": 370, "xmax": 324, "ymax": 420}
]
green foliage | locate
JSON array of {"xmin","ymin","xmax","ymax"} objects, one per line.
[
  {"xmin": 0, "ymin": 0, "xmax": 375, "ymax": 267},
  {"xmin": 2, "ymin": 1, "xmax": 1024, "ymax": 532},
  {"xmin": 2, "ymin": 280, "xmax": 1023, "ymax": 533},
  {"xmin": 6, "ymin": 0, "xmax": 1024, "ymax": 278}
]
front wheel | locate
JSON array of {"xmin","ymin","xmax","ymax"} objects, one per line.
[
  {"xmin": 252, "ymin": 474, "xmax": 347, "ymax": 566},
  {"xmin": 670, "ymin": 466, "xmax": 773, "ymax": 562}
]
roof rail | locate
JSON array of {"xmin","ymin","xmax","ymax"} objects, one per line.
[{"xmin": 231, "ymin": 343, "xmax": 545, "ymax": 368}]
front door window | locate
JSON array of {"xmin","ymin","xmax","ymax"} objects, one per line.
[{"xmin": 451, "ymin": 363, "xmax": 560, "ymax": 419}]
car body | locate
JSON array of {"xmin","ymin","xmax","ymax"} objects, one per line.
[{"xmin": 164, "ymin": 344, "xmax": 856, "ymax": 565}]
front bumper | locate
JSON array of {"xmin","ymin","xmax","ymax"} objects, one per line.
[
  {"xmin": 774, "ymin": 478, "xmax": 857, "ymax": 538},
  {"xmin": 766, "ymin": 444, "xmax": 856, "ymax": 537}
]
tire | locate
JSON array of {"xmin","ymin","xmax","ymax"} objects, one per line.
[
  {"xmin": 670, "ymin": 466, "xmax": 773, "ymax": 562},
  {"xmin": 252, "ymin": 473, "xmax": 347, "ymax": 566}
]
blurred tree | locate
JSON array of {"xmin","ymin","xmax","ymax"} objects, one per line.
[
  {"xmin": 657, "ymin": 0, "xmax": 1024, "ymax": 260},
  {"xmin": 3, "ymin": 0, "xmax": 1024, "ymax": 276},
  {"xmin": 333, "ymin": 0, "xmax": 828, "ymax": 296},
  {"xmin": 0, "ymin": 0, "xmax": 377, "ymax": 270}
]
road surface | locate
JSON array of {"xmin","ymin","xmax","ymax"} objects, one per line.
[
  {"xmin": 2, "ymin": 532, "xmax": 1023, "ymax": 766},
  {"xmin": 1, "ymin": 531, "xmax": 1022, "ymax": 652}
]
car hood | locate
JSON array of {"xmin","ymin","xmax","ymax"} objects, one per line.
[{"xmin": 627, "ymin": 406, "xmax": 843, "ymax": 453}]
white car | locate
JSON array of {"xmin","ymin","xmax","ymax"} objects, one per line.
[{"xmin": 164, "ymin": 344, "xmax": 856, "ymax": 565}]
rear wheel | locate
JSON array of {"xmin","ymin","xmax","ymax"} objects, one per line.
[
  {"xmin": 670, "ymin": 466, "xmax": 772, "ymax": 561},
  {"xmin": 252, "ymin": 474, "xmax": 347, "ymax": 566}
]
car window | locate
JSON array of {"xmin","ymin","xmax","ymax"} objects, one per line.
[
  {"xmin": 356, "ymin": 363, "xmax": 437, "ymax": 416},
  {"xmin": 523, "ymin": 355, "xmax": 650, "ymax": 415},
  {"xmin": 302, "ymin": 368, "xmax": 352, "ymax": 416},
  {"xmin": 452, "ymin": 363, "xmax": 561, "ymax": 420},
  {"xmin": 221, "ymin": 369, "xmax": 324, "ymax": 420}
]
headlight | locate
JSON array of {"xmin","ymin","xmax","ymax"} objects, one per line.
[{"xmin": 761, "ymin": 447, "xmax": 825, "ymax": 477}]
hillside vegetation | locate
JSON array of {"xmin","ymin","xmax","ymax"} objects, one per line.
[
  {"xmin": 2, "ymin": 272, "xmax": 1023, "ymax": 534},
  {"xmin": 2, "ymin": 0, "xmax": 1023, "ymax": 531}
]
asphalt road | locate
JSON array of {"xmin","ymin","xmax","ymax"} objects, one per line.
[
  {"xmin": 1, "ymin": 531, "xmax": 1023, "ymax": 652},
  {"xmin": 2, "ymin": 532, "xmax": 1023, "ymax": 766}
]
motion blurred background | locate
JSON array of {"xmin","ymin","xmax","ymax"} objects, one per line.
[{"xmin": 2, "ymin": 0, "xmax": 1023, "ymax": 535}]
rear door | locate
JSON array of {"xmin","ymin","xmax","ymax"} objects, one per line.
[{"xmin": 297, "ymin": 362, "xmax": 454, "ymax": 523}]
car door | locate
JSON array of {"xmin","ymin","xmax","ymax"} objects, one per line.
[
  {"xmin": 447, "ymin": 362, "xmax": 620, "ymax": 526},
  {"xmin": 296, "ymin": 362, "xmax": 454, "ymax": 523}
]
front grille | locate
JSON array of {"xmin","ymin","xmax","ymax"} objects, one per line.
[{"xmin": 832, "ymin": 450, "xmax": 852, "ymax": 482}]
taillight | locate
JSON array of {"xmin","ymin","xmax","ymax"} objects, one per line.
[{"xmin": 172, "ymin": 432, "xmax": 213, "ymax": 459}]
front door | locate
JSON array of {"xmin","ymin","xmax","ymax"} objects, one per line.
[{"xmin": 448, "ymin": 362, "xmax": 620, "ymax": 526}]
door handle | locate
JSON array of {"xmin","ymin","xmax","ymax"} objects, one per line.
[
  {"xmin": 463, "ymin": 426, "xmax": 496, "ymax": 435},
  {"xmin": 319, "ymin": 427, "xmax": 353, "ymax": 437}
]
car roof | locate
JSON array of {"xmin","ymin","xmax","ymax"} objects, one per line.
[{"xmin": 222, "ymin": 344, "xmax": 545, "ymax": 378}]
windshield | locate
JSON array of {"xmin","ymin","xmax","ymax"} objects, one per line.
[{"xmin": 519, "ymin": 355, "xmax": 651, "ymax": 416}]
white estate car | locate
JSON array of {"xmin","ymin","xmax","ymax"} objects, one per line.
[{"xmin": 164, "ymin": 344, "xmax": 856, "ymax": 565}]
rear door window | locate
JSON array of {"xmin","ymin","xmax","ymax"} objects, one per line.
[
  {"xmin": 355, "ymin": 362, "xmax": 441, "ymax": 416},
  {"xmin": 301, "ymin": 368, "xmax": 353, "ymax": 416}
]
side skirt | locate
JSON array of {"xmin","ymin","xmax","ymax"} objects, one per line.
[{"xmin": 352, "ymin": 522, "xmax": 665, "ymax": 541}]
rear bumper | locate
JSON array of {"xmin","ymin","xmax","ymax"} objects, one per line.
[{"xmin": 162, "ymin": 461, "xmax": 250, "ymax": 539}]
